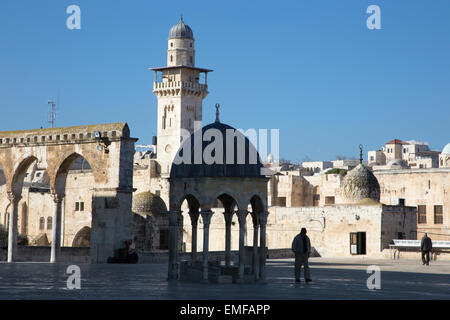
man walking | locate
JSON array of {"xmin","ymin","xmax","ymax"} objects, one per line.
[
  {"xmin": 292, "ymin": 227, "xmax": 312, "ymax": 283},
  {"xmin": 420, "ymin": 233, "xmax": 433, "ymax": 266}
]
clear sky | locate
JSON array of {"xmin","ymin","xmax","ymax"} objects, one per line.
[{"xmin": 1, "ymin": 0, "xmax": 449, "ymax": 163}]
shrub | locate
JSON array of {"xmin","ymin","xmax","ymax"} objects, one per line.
[
  {"xmin": 0, "ymin": 224, "xmax": 29, "ymax": 246},
  {"xmin": 326, "ymin": 168, "xmax": 348, "ymax": 176}
]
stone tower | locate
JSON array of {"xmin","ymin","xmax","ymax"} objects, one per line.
[{"xmin": 151, "ymin": 17, "xmax": 212, "ymax": 176}]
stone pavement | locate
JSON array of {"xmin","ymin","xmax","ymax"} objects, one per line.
[{"xmin": 0, "ymin": 257, "xmax": 449, "ymax": 299}]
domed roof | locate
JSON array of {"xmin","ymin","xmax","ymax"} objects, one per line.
[
  {"xmin": 340, "ymin": 164, "xmax": 380, "ymax": 204},
  {"xmin": 169, "ymin": 17, "xmax": 194, "ymax": 40},
  {"xmin": 170, "ymin": 121, "xmax": 264, "ymax": 179},
  {"xmin": 132, "ymin": 192, "xmax": 167, "ymax": 214},
  {"xmin": 442, "ymin": 143, "xmax": 450, "ymax": 155}
]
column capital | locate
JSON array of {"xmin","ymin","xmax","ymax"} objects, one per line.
[
  {"xmin": 51, "ymin": 193, "xmax": 65, "ymax": 203},
  {"xmin": 259, "ymin": 211, "xmax": 269, "ymax": 226},
  {"xmin": 7, "ymin": 192, "xmax": 21, "ymax": 204},
  {"xmin": 251, "ymin": 212, "xmax": 260, "ymax": 226},
  {"xmin": 236, "ymin": 209, "xmax": 248, "ymax": 225},
  {"xmin": 223, "ymin": 210, "xmax": 233, "ymax": 224},
  {"xmin": 200, "ymin": 209, "xmax": 213, "ymax": 226},
  {"xmin": 188, "ymin": 210, "xmax": 200, "ymax": 225}
]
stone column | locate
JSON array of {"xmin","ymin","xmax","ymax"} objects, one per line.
[
  {"xmin": 259, "ymin": 211, "xmax": 269, "ymax": 282},
  {"xmin": 223, "ymin": 211, "xmax": 233, "ymax": 267},
  {"xmin": 252, "ymin": 213, "xmax": 259, "ymax": 280},
  {"xmin": 237, "ymin": 209, "xmax": 248, "ymax": 282},
  {"xmin": 168, "ymin": 210, "xmax": 181, "ymax": 280},
  {"xmin": 188, "ymin": 210, "xmax": 199, "ymax": 262},
  {"xmin": 200, "ymin": 210, "xmax": 213, "ymax": 282},
  {"xmin": 7, "ymin": 193, "xmax": 21, "ymax": 263},
  {"xmin": 50, "ymin": 194, "xmax": 64, "ymax": 263}
]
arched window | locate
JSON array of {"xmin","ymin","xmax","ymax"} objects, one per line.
[
  {"xmin": 170, "ymin": 55, "xmax": 173, "ymax": 62},
  {"xmin": 170, "ymin": 42, "xmax": 173, "ymax": 47},
  {"xmin": 47, "ymin": 217, "xmax": 52, "ymax": 230},
  {"xmin": 39, "ymin": 217, "xmax": 45, "ymax": 231}
]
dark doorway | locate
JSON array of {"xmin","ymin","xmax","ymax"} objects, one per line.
[{"xmin": 350, "ymin": 232, "xmax": 366, "ymax": 255}]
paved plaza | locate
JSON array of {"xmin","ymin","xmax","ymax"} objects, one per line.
[{"xmin": 0, "ymin": 257, "xmax": 449, "ymax": 300}]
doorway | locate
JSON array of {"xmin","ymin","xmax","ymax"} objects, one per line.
[{"xmin": 350, "ymin": 232, "xmax": 366, "ymax": 255}]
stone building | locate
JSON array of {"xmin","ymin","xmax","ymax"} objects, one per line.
[{"xmin": 368, "ymin": 139, "xmax": 441, "ymax": 169}]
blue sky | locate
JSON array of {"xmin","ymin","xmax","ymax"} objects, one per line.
[{"xmin": 0, "ymin": 0, "xmax": 449, "ymax": 162}]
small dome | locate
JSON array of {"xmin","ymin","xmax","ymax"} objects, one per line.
[
  {"xmin": 442, "ymin": 143, "xmax": 450, "ymax": 155},
  {"xmin": 340, "ymin": 164, "xmax": 380, "ymax": 204},
  {"xmin": 132, "ymin": 192, "xmax": 167, "ymax": 215},
  {"xmin": 170, "ymin": 121, "xmax": 264, "ymax": 179},
  {"xmin": 169, "ymin": 17, "xmax": 194, "ymax": 40}
]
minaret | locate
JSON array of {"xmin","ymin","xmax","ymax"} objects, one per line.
[{"xmin": 151, "ymin": 17, "xmax": 212, "ymax": 176}]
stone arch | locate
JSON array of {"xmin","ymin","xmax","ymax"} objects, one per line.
[
  {"xmin": 52, "ymin": 152, "xmax": 95, "ymax": 195},
  {"xmin": 250, "ymin": 194, "xmax": 265, "ymax": 215},
  {"xmin": 72, "ymin": 226, "xmax": 91, "ymax": 247},
  {"xmin": 11, "ymin": 155, "xmax": 38, "ymax": 196},
  {"xmin": 215, "ymin": 193, "xmax": 237, "ymax": 213},
  {"xmin": 170, "ymin": 191, "xmax": 201, "ymax": 211}
]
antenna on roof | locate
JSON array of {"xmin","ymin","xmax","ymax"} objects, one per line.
[{"xmin": 47, "ymin": 100, "xmax": 56, "ymax": 128}]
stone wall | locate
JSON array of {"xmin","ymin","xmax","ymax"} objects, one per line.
[
  {"xmin": 375, "ymin": 168, "xmax": 450, "ymax": 240},
  {"xmin": 0, "ymin": 246, "xmax": 90, "ymax": 263}
]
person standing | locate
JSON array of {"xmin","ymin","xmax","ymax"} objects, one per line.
[
  {"xmin": 420, "ymin": 233, "xmax": 433, "ymax": 266},
  {"xmin": 292, "ymin": 227, "xmax": 312, "ymax": 283}
]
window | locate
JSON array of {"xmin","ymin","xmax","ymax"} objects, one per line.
[
  {"xmin": 190, "ymin": 56, "xmax": 193, "ymax": 64},
  {"xmin": 325, "ymin": 196, "xmax": 335, "ymax": 205},
  {"xmin": 398, "ymin": 198, "xmax": 405, "ymax": 206},
  {"xmin": 277, "ymin": 197, "xmax": 286, "ymax": 207},
  {"xmin": 155, "ymin": 190, "xmax": 161, "ymax": 196},
  {"xmin": 75, "ymin": 202, "xmax": 84, "ymax": 211},
  {"xmin": 418, "ymin": 205, "xmax": 427, "ymax": 224},
  {"xmin": 39, "ymin": 217, "xmax": 45, "ymax": 230},
  {"xmin": 170, "ymin": 55, "xmax": 173, "ymax": 62},
  {"xmin": 170, "ymin": 42, "xmax": 173, "ymax": 47},
  {"xmin": 434, "ymin": 205, "xmax": 443, "ymax": 224},
  {"xmin": 47, "ymin": 217, "xmax": 52, "ymax": 230}
]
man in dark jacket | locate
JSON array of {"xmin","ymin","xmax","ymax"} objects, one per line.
[
  {"xmin": 420, "ymin": 233, "xmax": 433, "ymax": 265},
  {"xmin": 292, "ymin": 228, "xmax": 312, "ymax": 283}
]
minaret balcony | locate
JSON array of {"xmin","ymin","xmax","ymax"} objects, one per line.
[{"xmin": 153, "ymin": 81, "xmax": 208, "ymax": 92}]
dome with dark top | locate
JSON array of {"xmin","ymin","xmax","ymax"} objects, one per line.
[
  {"xmin": 339, "ymin": 164, "xmax": 380, "ymax": 204},
  {"xmin": 169, "ymin": 17, "xmax": 194, "ymax": 40},
  {"xmin": 132, "ymin": 192, "xmax": 167, "ymax": 214},
  {"xmin": 170, "ymin": 121, "xmax": 264, "ymax": 179}
]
